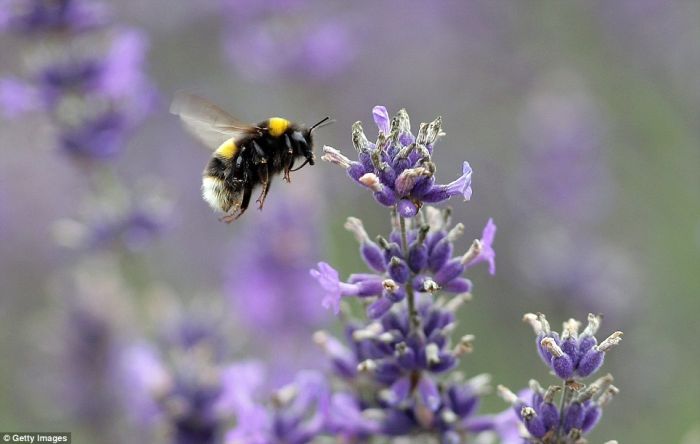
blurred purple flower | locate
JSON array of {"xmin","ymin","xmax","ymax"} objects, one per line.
[
  {"xmin": 1, "ymin": 1, "xmax": 156, "ymax": 162},
  {"xmin": 495, "ymin": 313, "xmax": 623, "ymax": 441},
  {"xmin": 224, "ymin": 199, "xmax": 328, "ymax": 387},
  {"xmin": 516, "ymin": 82, "xmax": 612, "ymax": 223},
  {"xmin": 0, "ymin": 0, "xmax": 108, "ymax": 34},
  {"xmin": 48, "ymin": 261, "xmax": 137, "ymax": 443},
  {"xmin": 220, "ymin": 0, "xmax": 355, "ymax": 81},
  {"xmin": 225, "ymin": 200, "xmax": 327, "ymax": 331},
  {"xmin": 120, "ymin": 304, "xmax": 242, "ymax": 444},
  {"xmin": 53, "ymin": 188, "xmax": 170, "ymax": 252},
  {"xmin": 225, "ymin": 370, "xmax": 331, "ymax": 444},
  {"xmin": 513, "ymin": 79, "xmax": 640, "ymax": 318}
]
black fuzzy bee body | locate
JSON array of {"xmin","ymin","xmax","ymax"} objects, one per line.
[
  {"xmin": 171, "ymin": 93, "xmax": 329, "ymax": 222},
  {"xmin": 201, "ymin": 118, "xmax": 315, "ymax": 221}
]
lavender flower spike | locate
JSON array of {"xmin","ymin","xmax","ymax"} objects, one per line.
[
  {"xmin": 322, "ymin": 107, "xmax": 474, "ymax": 216},
  {"xmin": 499, "ymin": 312, "xmax": 623, "ymax": 441}
]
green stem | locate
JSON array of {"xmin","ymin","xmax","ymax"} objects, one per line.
[
  {"xmin": 398, "ymin": 214, "xmax": 419, "ymax": 331},
  {"xmin": 557, "ymin": 380, "xmax": 571, "ymax": 442}
]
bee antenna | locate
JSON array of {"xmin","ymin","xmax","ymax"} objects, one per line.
[{"xmin": 310, "ymin": 116, "xmax": 334, "ymax": 132}]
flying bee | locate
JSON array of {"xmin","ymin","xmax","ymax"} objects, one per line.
[{"xmin": 170, "ymin": 93, "xmax": 332, "ymax": 222}]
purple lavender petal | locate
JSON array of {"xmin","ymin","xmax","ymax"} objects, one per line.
[
  {"xmin": 466, "ymin": 218, "xmax": 497, "ymax": 275},
  {"xmin": 419, "ymin": 162, "xmax": 473, "ymax": 203},
  {"xmin": 373, "ymin": 106, "xmax": 390, "ymax": 134},
  {"xmin": 310, "ymin": 262, "xmax": 343, "ymax": 314}
]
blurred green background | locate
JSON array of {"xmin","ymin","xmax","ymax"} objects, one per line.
[{"xmin": 1, "ymin": 1, "xmax": 699, "ymax": 442}]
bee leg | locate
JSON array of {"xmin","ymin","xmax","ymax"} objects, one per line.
[
  {"xmin": 283, "ymin": 134, "xmax": 295, "ymax": 182},
  {"xmin": 234, "ymin": 183, "xmax": 254, "ymax": 220},
  {"xmin": 251, "ymin": 140, "xmax": 267, "ymax": 164},
  {"xmin": 284, "ymin": 158, "xmax": 295, "ymax": 183},
  {"xmin": 219, "ymin": 212, "xmax": 238, "ymax": 223},
  {"xmin": 256, "ymin": 165, "xmax": 271, "ymax": 210}
]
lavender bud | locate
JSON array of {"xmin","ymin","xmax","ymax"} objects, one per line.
[
  {"xmin": 367, "ymin": 297, "xmax": 394, "ymax": 319},
  {"xmin": 434, "ymin": 259, "xmax": 464, "ymax": 285},
  {"xmin": 361, "ymin": 243, "xmax": 386, "ymax": 273},
  {"xmin": 539, "ymin": 399, "xmax": 560, "ymax": 430},
  {"xmin": 541, "ymin": 337, "xmax": 574, "ymax": 379},
  {"xmin": 383, "ymin": 283, "xmax": 405, "ymax": 303},
  {"xmin": 348, "ymin": 162, "xmax": 368, "ymax": 181},
  {"xmin": 397, "ymin": 199, "xmax": 418, "ymax": 218},
  {"xmin": 521, "ymin": 406, "xmax": 547, "ymax": 438},
  {"xmin": 577, "ymin": 347, "xmax": 604, "ymax": 378},
  {"xmin": 374, "ymin": 187, "xmax": 398, "ymax": 206},
  {"xmin": 388, "ymin": 257, "xmax": 410, "ymax": 284},
  {"xmin": 582, "ymin": 404, "xmax": 602, "ymax": 432},
  {"xmin": 428, "ymin": 238, "xmax": 453, "ymax": 272},
  {"xmin": 563, "ymin": 401, "xmax": 585, "ymax": 433},
  {"xmin": 442, "ymin": 277, "xmax": 472, "ymax": 294},
  {"xmin": 407, "ymin": 242, "xmax": 428, "ymax": 273},
  {"xmin": 395, "ymin": 342, "xmax": 417, "ymax": 369}
]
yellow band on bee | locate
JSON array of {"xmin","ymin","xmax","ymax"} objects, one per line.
[
  {"xmin": 268, "ymin": 117, "xmax": 290, "ymax": 137},
  {"xmin": 215, "ymin": 137, "xmax": 238, "ymax": 159}
]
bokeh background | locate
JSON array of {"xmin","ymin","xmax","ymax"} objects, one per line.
[{"xmin": 1, "ymin": 0, "xmax": 699, "ymax": 443}]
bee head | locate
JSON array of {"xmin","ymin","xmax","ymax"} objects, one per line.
[{"xmin": 302, "ymin": 116, "xmax": 334, "ymax": 166}]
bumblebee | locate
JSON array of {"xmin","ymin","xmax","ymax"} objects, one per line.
[{"xmin": 170, "ymin": 93, "xmax": 331, "ymax": 222}]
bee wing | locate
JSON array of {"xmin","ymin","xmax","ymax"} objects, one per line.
[{"xmin": 170, "ymin": 92, "xmax": 260, "ymax": 149}]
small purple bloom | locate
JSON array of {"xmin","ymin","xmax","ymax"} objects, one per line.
[
  {"xmin": 311, "ymin": 262, "xmax": 382, "ymax": 314},
  {"xmin": 310, "ymin": 262, "xmax": 345, "ymax": 314},
  {"xmin": 466, "ymin": 218, "xmax": 496, "ymax": 275},
  {"xmin": 373, "ymin": 105, "xmax": 390, "ymax": 134}
]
